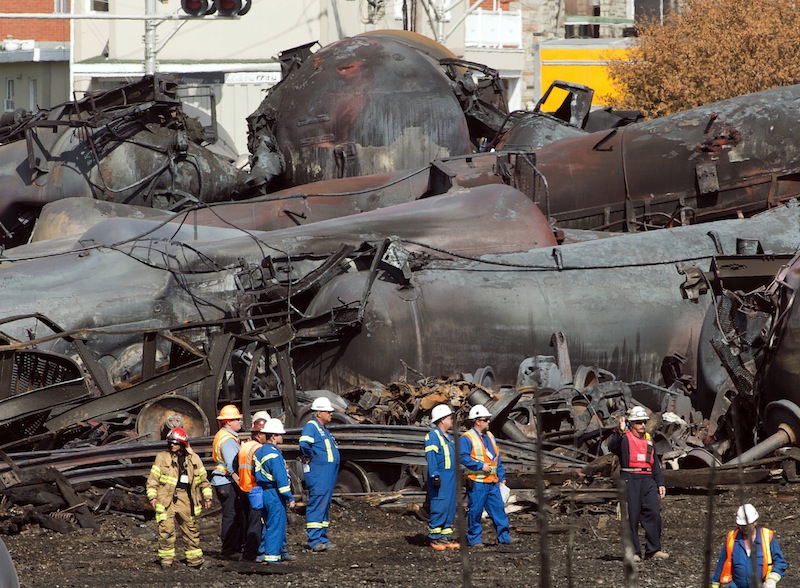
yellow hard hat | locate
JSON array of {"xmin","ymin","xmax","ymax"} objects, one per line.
[{"xmin": 216, "ymin": 404, "xmax": 243, "ymax": 420}]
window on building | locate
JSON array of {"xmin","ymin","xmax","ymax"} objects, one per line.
[
  {"xmin": 91, "ymin": 0, "xmax": 109, "ymax": 12},
  {"xmin": 564, "ymin": 0, "xmax": 600, "ymax": 38},
  {"xmin": 54, "ymin": 0, "xmax": 70, "ymax": 12},
  {"xmin": 634, "ymin": 0, "xmax": 671, "ymax": 25},
  {"xmin": 5, "ymin": 80, "xmax": 15, "ymax": 112},
  {"xmin": 29, "ymin": 79, "xmax": 39, "ymax": 112}
]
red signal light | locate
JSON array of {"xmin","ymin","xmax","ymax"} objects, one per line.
[
  {"xmin": 181, "ymin": 0, "xmax": 209, "ymax": 17},
  {"xmin": 215, "ymin": 0, "xmax": 243, "ymax": 17}
]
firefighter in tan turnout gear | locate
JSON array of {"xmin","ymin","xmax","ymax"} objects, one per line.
[{"xmin": 146, "ymin": 427, "xmax": 213, "ymax": 570}]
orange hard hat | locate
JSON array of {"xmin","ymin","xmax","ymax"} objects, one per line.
[{"xmin": 216, "ymin": 404, "xmax": 243, "ymax": 421}]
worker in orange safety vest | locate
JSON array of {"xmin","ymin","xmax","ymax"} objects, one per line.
[
  {"xmin": 211, "ymin": 404, "xmax": 245, "ymax": 559},
  {"xmin": 237, "ymin": 411, "xmax": 270, "ymax": 561},
  {"xmin": 459, "ymin": 404, "xmax": 512, "ymax": 548},
  {"xmin": 711, "ymin": 504, "xmax": 786, "ymax": 588}
]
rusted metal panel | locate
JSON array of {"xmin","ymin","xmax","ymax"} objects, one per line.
[
  {"xmin": 44, "ymin": 354, "xmax": 210, "ymax": 433},
  {"xmin": 534, "ymin": 85, "xmax": 800, "ymax": 230}
]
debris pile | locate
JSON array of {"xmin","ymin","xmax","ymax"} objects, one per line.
[{"xmin": 0, "ymin": 466, "xmax": 99, "ymax": 534}]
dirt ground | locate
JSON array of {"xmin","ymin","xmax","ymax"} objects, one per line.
[{"xmin": 3, "ymin": 482, "xmax": 798, "ymax": 588}]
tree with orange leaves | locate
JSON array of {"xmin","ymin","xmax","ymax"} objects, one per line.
[{"xmin": 605, "ymin": 0, "xmax": 800, "ymax": 118}]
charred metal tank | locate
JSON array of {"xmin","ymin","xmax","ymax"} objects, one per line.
[
  {"xmin": 293, "ymin": 204, "xmax": 800, "ymax": 395},
  {"xmin": 246, "ymin": 30, "xmax": 472, "ymax": 190},
  {"xmin": 529, "ymin": 84, "xmax": 800, "ymax": 231},
  {"xmin": 0, "ymin": 76, "xmax": 245, "ymax": 248}
]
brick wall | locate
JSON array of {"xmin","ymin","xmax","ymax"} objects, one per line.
[
  {"xmin": 474, "ymin": 0, "xmax": 514, "ymax": 7},
  {"xmin": 0, "ymin": 1, "xmax": 70, "ymax": 42}
]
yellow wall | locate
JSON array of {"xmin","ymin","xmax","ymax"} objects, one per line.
[{"xmin": 540, "ymin": 45, "xmax": 631, "ymax": 104}]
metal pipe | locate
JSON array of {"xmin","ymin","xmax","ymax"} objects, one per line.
[
  {"xmin": 144, "ymin": 0, "xmax": 158, "ymax": 75},
  {"xmin": 467, "ymin": 388, "xmax": 530, "ymax": 443},
  {"xmin": 725, "ymin": 423, "xmax": 796, "ymax": 466}
]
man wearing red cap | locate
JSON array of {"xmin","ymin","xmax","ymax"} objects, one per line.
[{"xmin": 146, "ymin": 427, "xmax": 213, "ymax": 570}]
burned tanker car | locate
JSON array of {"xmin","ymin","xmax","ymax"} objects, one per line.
[{"xmin": 0, "ymin": 31, "xmax": 800, "ymax": 488}]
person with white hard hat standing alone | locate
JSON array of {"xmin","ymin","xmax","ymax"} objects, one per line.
[
  {"xmin": 710, "ymin": 504, "xmax": 786, "ymax": 588},
  {"xmin": 459, "ymin": 404, "xmax": 512, "ymax": 548},
  {"xmin": 299, "ymin": 397, "xmax": 341, "ymax": 552},
  {"xmin": 608, "ymin": 405, "xmax": 669, "ymax": 562},
  {"xmin": 253, "ymin": 418, "xmax": 297, "ymax": 564},
  {"xmin": 211, "ymin": 404, "xmax": 245, "ymax": 560},
  {"xmin": 425, "ymin": 404, "xmax": 458, "ymax": 550}
]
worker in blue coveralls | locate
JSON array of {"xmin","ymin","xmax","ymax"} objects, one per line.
[
  {"xmin": 710, "ymin": 504, "xmax": 787, "ymax": 588},
  {"xmin": 252, "ymin": 418, "xmax": 296, "ymax": 564},
  {"xmin": 459, "ymin": 404, "xmax": 512, "ymax": 548},
  {"xmin": 299, "ymin": 397, "xmax": 341, "ymax": 552},
  {"xmin": 425, "ymin": 404, "xmax": 458, "ymax": 551},
  {"xmin": 608, "ymin": 405, "xmax": 668, "ymax": 562}
]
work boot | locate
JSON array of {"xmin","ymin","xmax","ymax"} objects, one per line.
[
  {"xmin": 648, "ymin": 551, "xmax": 669, "ymax": 560},
  {"xmin": 325, "ymin": 543, "xmax": 338, "ymax": 551},
  {"xmin": 188, "ymin": 560, "xmax": 211, "ymax": 570},
  {"xmin": 430, "ymin": 538, "xmax": 448, "ymax": 551},
  {"xmin": 160, "ymin": 561, "xmax": 173, "ymax": 571},
  {"xmin": 311, "ymin": 543, "xmax": 328, "ymax": 552},
  {"xmin": 632, "ymin": 554, "xmax": 642, "ymax": 563},
  {"xmin": 469, "ymin": 543, "xmax": 485, "ymax": 550},
  {"xmin": 283, "ymin": 554, "xmax": 297, "ymax": 562},
  {"xmin": 444, "ymin": 539, "xmax": 460, "ymax": 550},
  {"xmin": 500, "ymin": 537, "xmax": 517, "ymax": 545}
]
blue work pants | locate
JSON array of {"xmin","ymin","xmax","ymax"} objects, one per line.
[
  {"xmin": 259, "ymin": 490, "xmax": 288, "ymax": 562},
  {"xmin": 466, "ymin": 481, "xmax": 510, "ymax": 546},
  {"xmin": 305, "ymin": 464, "xmax": 337, "ymax": 548},
  {"xmin": 427, "ymin": 473, "xmax": 456, "ymax": 540}
]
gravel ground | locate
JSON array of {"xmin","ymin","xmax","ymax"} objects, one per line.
[{"xmin": 3, "ymin": 483, "xmax": 798, "ymax": 588}]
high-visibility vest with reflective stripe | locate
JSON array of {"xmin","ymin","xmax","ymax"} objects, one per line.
[
  {"xmin": 303, "ymin": 419, "xmax": 335, "ymax": 462},
  {"xmin": 463, "ymin": 429, "xmax": 499, "ymax": 483},
  {"xmin": 238, "ymin": 439, "xmax": 261, "ymax": 492},
  {"xmin": 428, "ymin": 428, "xmax": 452, "ymax": 470},
  {"xmin": 720, "ymin": 527, "xmax": 774, "ymax": 583},
  {"xmin": 212, "ymin": 428, "xmax": 239, "ymax": 476},
  {"xmin": 254, "ymin": 444, "xmax": 293, "ymax": 499}
]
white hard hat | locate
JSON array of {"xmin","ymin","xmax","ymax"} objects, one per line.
[
  {"xmin": 252, "ymin": 410, "xmax": 270, "ymax": 422},
  {"xmin": 736, "ymin": 504, "xmax": 759, "ymax": 526},
  {"xmin": 311, "ymin": 397, "xmax": 335, "ymax": 412},
  {"xmin": 431, "ymin": 404, "xmax": 453, "ymax": 423},
  {"xmin": 628, "ymin": 406, "xmax": 649, "ymax": 422},
  {"xmin": 468, "ymin": 404, "xmax": 492, "ymax": 420},
  {"xmin": 262, "ymin": 418, "xmax": 286, "ymax": 436}
]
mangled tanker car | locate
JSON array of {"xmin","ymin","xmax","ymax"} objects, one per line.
[
  {"xmin": 2, "ymin": 188, "xmax": 800, "ymax": 455},
  {"xmin": 0, "ymin": 30, "xmax": 617, "ymax": 250},
  {"xmin": 3, "ymin": 31, "xmax": 800, "ymax": 480}
]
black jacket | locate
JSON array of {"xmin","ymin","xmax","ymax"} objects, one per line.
[{"xmin": 608, "ymin": 430, "xmax": 665, "ymax": 486}]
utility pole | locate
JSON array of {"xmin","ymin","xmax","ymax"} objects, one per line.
[{"xmin": 145, "ymin": 0, "xmax": 158, "ymax": 75}]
